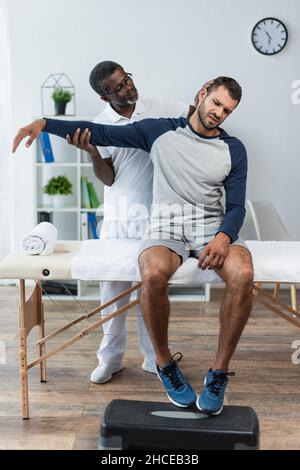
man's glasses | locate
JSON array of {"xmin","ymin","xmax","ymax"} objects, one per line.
[{"xmin": 104, "ymin": 73, "xmax": 133, "ymax": 96}]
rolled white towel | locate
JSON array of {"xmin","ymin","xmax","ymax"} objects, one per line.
[{"xmin": 22, "ymin": 222, "xmax": 58, "ymax": 256}]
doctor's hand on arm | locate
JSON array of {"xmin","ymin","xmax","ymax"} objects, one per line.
[
  {"xmin": 12, "ymin": 118, "xmax": 46, "ymax": 153},
  {"xmin": 66, "ymin": 128, "xmax": 115, "ymax": 186},
  {"xmin": 198, "ymin": 232, "xmax": 231, "ymax": 271}
]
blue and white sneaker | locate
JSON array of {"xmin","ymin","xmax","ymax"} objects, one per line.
[
  {"xmin": 197, "ymin": 368, "xmax": 235, "ymax": 415},
  {"xmin": 156, "ymin": 352, "xmax": 197, "ymax": 408}
]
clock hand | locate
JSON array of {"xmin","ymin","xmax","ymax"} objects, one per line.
[{"xmin": 264, "ymin": 29, "xmax": 272, "ymax": 40}]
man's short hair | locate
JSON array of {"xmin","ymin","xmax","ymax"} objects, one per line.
[
  {"xmin": 206, "ymin": 76, "xmax": 242, "ymax": 103},
  {"xmin": 89, "ymin": 61, "xmax": 123, "ymax": 96}
]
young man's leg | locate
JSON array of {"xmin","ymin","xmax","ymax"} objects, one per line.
[
  {"xmin": 197, "ymin": 245, "xmax": 253, "ymax": 414},
  {"xmin": 212, "ymin": 245, "xmax": 253, "ymax": 371},
  {"xmin": 138, "ymin": 246, "xmax": 181, "ymax": 367},
  {"xmin": 138, "ymin": 245, "xmax": 197, "ymax": 407}
]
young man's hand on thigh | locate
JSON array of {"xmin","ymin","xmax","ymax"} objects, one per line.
[{"xmin": 198, "ymin": 232, "xmax": 230, "ymax": 270}]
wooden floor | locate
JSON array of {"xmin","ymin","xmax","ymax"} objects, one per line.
[{"xmin": 0, "ymin": 285, "xmax": 300, "ymax": 450}]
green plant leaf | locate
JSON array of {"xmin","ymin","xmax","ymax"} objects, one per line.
[
  {"xmin": 51, "ymin": 87, "xmax": 73, "ymax": 104},
  {"xmin": 44, "ymin": 175, "xmax": 73, "ymax": 195}
]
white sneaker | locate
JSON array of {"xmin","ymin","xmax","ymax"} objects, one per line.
[
  {"xmin": 90, "ymin": 362, "xmax": 124, "ymax": 384},
  {"xmin": 142, "ymin": 359, "xmax": 157, "ymax": 374}
]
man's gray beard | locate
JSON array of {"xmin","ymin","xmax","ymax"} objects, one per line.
[
  {"xmin": 126, "ymin": 92, "xmax": 139, "ymax": 105},
  {"xmin": 126, "ymin": 98, "xmax": 138, "ymax": 105}
]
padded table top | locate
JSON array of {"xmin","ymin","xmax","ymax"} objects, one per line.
[
  {"xmin": 0, "ymin": 241, "xmax": 81, "ymax": 281},
  {"xmin": 0, "ymin": 239, "xmax": 300, "ymax": 284}
]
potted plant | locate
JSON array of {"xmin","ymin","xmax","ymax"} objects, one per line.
[
  {"xmin": 44, "ymin": 175, "xmax": 73, "ymax": 208},
  {"xmin": 51, "ymin": 87, "xmax": 73, "ymax": 115}
]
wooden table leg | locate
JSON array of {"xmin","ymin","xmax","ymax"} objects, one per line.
[
  {"xmin": 273, "ymin": 282, "xmax": 280, "ymax": 300},
  {"xmin": 36, "ymin": 282, "xmax": 47, "ymax": 382},
  {"xmin": 291, "ymin": 284, "xmax": 298, "ymax": 311},
  {"xmin": 19, "ymin": 280, "xmax": 29, "ymax": 419}
]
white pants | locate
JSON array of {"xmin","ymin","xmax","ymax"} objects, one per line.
[{"xmin": 97, "ymin": 219, "xmax": 156, "ymax": 366}]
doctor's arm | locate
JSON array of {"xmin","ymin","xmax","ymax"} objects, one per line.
[{"xmin": 66, "ymin": 128, "xmax": 115, "ymax": 186}]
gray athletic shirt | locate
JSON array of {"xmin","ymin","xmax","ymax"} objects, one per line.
[{"xmin": 45, "ymin": 117, "xmax": 247, "ymax": 242}]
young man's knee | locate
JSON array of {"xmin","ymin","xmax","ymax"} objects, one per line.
[
  {"xmin": 139, "ymin": 247, "xmax": 179, "ymax": 286},
  {"xmin": 238, "ymin": 264, "xmax": 254, "ymax": 286},
  {"xmin": 224, "ymin": 251, "xmax": 253, "ymax": 288},
  {"xmin": 142, "ymin": 269, "xmax": 170, "ymax": 291},
  {"xmin": 226, "ymin": 264, "xmax": 253, "ymax": 291}
]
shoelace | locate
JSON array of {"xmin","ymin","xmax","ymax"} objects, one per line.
[
  {"xmin": 164, "ymin": 352, "xmax": 185, "ymax": 390},
  {"xmin": 207, "ymin": 370, "xmax": 235, "ymax": 397}
]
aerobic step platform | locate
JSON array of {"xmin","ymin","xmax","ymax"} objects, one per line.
[{"xmin": 99, "ymin": 399, "xmax": 259, "ymax": 450}]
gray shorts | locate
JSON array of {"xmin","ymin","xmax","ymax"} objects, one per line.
[{"xmin": 138, "ymin": 223, "xmax": 248, "ymax": 263}]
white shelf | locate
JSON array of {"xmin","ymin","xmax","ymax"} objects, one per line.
[
  {"xmin": 36, "ymin": 162, "xmax": 78, "ymax": 167},
  {"xmin": 37, "ymin": 207, "xmax": 78, "ymax": 212},
  {"xmin": 80, "ymin": 207, "xmax": 104, "ymax": 215}
]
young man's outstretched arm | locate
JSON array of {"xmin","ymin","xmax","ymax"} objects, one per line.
[{"xmin": 12, "ymin": 116, "xmax": 166, "ymax": 154}]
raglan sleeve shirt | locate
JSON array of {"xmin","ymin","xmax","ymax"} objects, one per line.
[
  {"xmin": 43, "ymin": 117, "xmax": 247, "ymax": 244},
  {"xmin": 218, "ymin": 138, "xmax": 247, "ymax": 243},
  {"xmin": 44, "ymin": 117, "xmax": 177, "ymax": 156},
  {"xmin": 44, "ymin": 117, "xmax": 153, "ymax": 153}
]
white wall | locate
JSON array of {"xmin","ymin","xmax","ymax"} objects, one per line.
[{"xmin": 7, "ymin": 0, "xmax": 300, "ymax": 246}]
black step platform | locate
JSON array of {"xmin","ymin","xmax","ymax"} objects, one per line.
[{"xmin": 99, "ymin": 400, "xmax": 259, "ymax": 450}]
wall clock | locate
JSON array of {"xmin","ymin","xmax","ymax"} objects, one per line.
[{"xmin": 251, "ymin": 18, "xmax": 288, "ymax": 55}]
